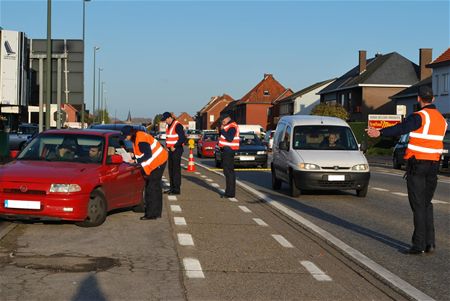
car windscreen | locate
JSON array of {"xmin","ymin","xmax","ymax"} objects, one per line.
[
  {"xmin": 292, "ymin": 125, "xmax": 358, "ymax": 150},
  {"xmin": 18, "ymin": 134, "xmax": 105, "ymax": 163},
  {"xmin": 240, "ymin": 133, "xmax": 262, "ymax": 145},
  {"xmin": 202, "ymin": 133, "xmax": 218, "ymax": 141}
]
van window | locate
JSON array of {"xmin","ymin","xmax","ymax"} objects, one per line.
[
  {"xmin": 282, "ymin": 125, "xmax": 292, "ymax": 147},
  {"xmin": 274, "ymin": 123, "xmax": 286, "ymax": 147},
  {"xmin": 292, "ymin": 126, "xmax": 358, "ymax": 150}
]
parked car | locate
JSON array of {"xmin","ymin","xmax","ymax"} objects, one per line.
[
  {"xmin": 393, "ymin": 129, "xmax": 450, "ymax": 169},
  {"xmin": 8, "ymin": 123, "xmax": 38, "ymax": 150},
  {"xmin": 271, "ymin": 115, "xmax": 370, "ymax": 197},
  {"xmin": 215, "ymin": 132, "xmax": 268, "ymax": 168},
  {"xmin": 89, "ymin": 123, "xmax": 147, "ymax": 133},
  {"xmin": 197, "ymin": 132, "xmax": 219, "ymax": 158},
  {"xmin": 263, "ymin": 130, "xmax": 276, "ymax": 150},
  {"xmin": 0, "ymin": 129, "xmax": 145, "ymax": 227},
  {"xmin": 186, "ymin": 129, "xmax": 202, "ymax": 143}
]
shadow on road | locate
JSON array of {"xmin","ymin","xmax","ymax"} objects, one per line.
[{"xmin": 72, "ymin": 274, "xmax": 107, "ymax": 301}]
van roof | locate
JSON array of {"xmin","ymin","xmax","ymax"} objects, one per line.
[{"xmin": 279, "ymin": 115, "xmax": 349, "ymax": 127}]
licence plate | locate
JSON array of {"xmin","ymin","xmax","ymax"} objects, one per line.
[
  {"xmin": 4, "ymin": 200, "xmax": 41, "ymax": 210},
  {"xmin": 328, "ymin": 175, "xmax": 345, "ymax": 181},
  {"xmin": 239, "ymin": 156, "xmax": 255, "ymax": 161}
]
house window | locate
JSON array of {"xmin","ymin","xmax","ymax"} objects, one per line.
[
  {"xmin": 340, "ymin": 94, "xmax": 345, "ymax": 106},
  {"xmin": 434, "ymin": 75, "xmax": 439, "ymax": 96},
  {"xmin": 210, "ymin": 115, "xmax": 214, "ymax": 122},
  {"xmin": 348, "ymin": 92, "xmax": 352, "ymax": 100},
  {"xmin": 442, "ymin": 73, "xmax": 449, "ymax": 94},
  {"xmin": 263, "ymin": 90, "xmax": 270, "ymax": 96}
]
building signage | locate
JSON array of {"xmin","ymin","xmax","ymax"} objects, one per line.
[
  {"xmin": 368, "ymin": 114, "xmax": 402, "ymax": 129},
  {"xmin": 0, "ymin": 30, "xmax": 20, "ymax": 106}
]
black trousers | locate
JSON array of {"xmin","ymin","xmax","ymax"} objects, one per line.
[
  {"xmin": 222, "ymin": 151, "xmax": 236, "ymax": 197},
  {"xmin": 168, "ymin": 147, "xmax": 183, "ymax": 193},
  {"xmin": 144, "ymin": 162, "xmax": 166, "ymax": 218},
  {"xmin": 406, "ymin": 159, "xmax": 439, "ymax": 250}
]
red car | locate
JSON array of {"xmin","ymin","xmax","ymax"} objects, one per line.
[
  {"xmin": 0, "ymin": 129, "xmax": 145, "ymax": 227},
  {"xmin": 197, "ymin": 132, "xmax": 219, "ymax": 158}
]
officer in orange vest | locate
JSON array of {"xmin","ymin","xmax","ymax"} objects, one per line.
[
  {"xmin": 218, "ymin": 111, "xmax": 240, "ymax": 198},
  {"xmin": 366, "ymin": 86, "xmax": 447, "ymax": 255},
  {"xmin": 161, "ymin": 112, "xmax": 186, "ymax": 195},
  {"xmin": 122, "ymin": 125, "xmax": 168, "ymax": 220}
]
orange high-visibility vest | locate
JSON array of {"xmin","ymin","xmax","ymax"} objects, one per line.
[
  {"xmin": 218, "ymin": 121, "xmax": 240, "ymax": 150},
  {"xmin": 165, "ymin": 120, "xmax": 181, "ymax": 148},
  {"xmin": 134, "ymin": 131, "xmax": 168, "ymax": 175},
  {"xmin": 405, "ymin": 107, "xmax": 447, "ymax": 161}
]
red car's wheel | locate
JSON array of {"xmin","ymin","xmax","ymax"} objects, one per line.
[{"xmin": 76, "ymin": 190, "xmax": 107, "ymax": 227}]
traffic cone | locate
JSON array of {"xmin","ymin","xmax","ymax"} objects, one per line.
[{"xmin": 187, "ymin": 148, "xmax": 196, "ymax": 172}]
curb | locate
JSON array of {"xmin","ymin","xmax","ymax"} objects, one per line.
[{"xmin": 0, "ymin": 223, "xmax": 17, "ymax": 241}]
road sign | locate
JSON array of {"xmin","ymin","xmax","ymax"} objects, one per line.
[
  {"xmin": 368, "ymin": 114, "xmax": 402, "ymax": 130},
  {"xmin": 53, "ymin": 111, "xmax": 67, "ymax": 124},
  {"xmin": 188, "ymin": 139, "xmax": 195, "ymax": 149}
]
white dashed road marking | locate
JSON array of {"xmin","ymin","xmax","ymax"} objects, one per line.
[
  {"xmin": 201, "ymin": 175, "xmax": 207, "ymax": 178},
  {"xmin": 271, "ymin": 234, "xmax": 294, "ymax": 248},
  {"xmin": 253, "ymin": 218, "xmax": 268, "ymax": 227},
  {"xmin": 178, "ymin": 233, "xmax": 194, "ymax": 246},
  {"xmin": 211, "ymin": 183, "xmax": 220, "ymax": 188},
  {"xmin": 183, "ymin": 258, "xmax": 205, "ymax": 279},
  {"xmin": 432, "ymin": 199, "xmax": 448, "ymax": 204},
  {"xmin": 206, "ymin": 179, "xmax": 213, "ymax": 182},
  {"xmin": 372, "ymin": 187, "xmax": 390, "ymax": 192},
  {"xmin": 300, "ymin": 261, "xmax": 332, "ymax": 281},
  {"xmin": 174, "ymin": 217, "xmax": 187, "ymax": 226},
  {"xmin": 238, "ymin": 206, "xmax": 252, "ymax": 213},
  {"xmin": 392, "ymin": 192, "xmax": 408, "ymax": 197},
  {"xmin": 170, "ymin": 205, "xmax": 182, "ymax": 212},
  {"xmin": 168, "ymin": 195, "xmax": 177, "ymax": 201},
  {"xmin": 228, "ymin": 198, "xmax": 238, "ymax": 202},
  {"xmin": 195, "ymin": 172, "xmax": 200, "ymax": 175}
]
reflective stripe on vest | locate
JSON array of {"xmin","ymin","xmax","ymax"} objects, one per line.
[
  {"xmin": 166, "ymin": 120, "xmax": 180, "ymax": 147},
  {"xmin": 405, "ymin": 108, "xmax": 447, "ymax": 161},
  {"xmin": 134, "ymin": 132, "xmax": 168, "ymax": 175},
  {"xmin": 218, "ymin": 122, "xmax": 240, "ymax": 150}
]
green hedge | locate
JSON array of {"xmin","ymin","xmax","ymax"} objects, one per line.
[{"xmin": 348, "ymin": 122, "xmax": 396, "ymax": 155}]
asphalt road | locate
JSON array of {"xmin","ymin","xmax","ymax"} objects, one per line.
[{"xmin": 193, "ymin": 152, "xmax": 450, "ymax": 301}]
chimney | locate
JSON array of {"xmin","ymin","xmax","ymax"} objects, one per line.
[
  {"xmin": 359, "ymin": 50, "xmax": 366, "ymax": 74},
  {"xmin": 419, "ymin": 48, "xmax": 432, "ymax": 81},
  {"xmin": 264, "ymin": 73, "xmax": 273, "ymax": 79}
]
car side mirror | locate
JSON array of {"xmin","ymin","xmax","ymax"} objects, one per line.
[
  {"xmin": 110, "ymin": 154, "xmax": 123, "ymax": 164},
  {"xmin": 359, "ymin": 142, "xmax": 367, "ymax": 153},
  {"xmin": 279, "ymin": 141, "xmax": 289, "ymax": 151}
]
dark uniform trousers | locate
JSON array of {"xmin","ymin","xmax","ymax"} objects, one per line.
[
  {"xmin": 222, "ymin": 150, "xmax": 236, "ymax": 197},
  {"xmin": 406, "ymin": 159, "xmax": 439, "ymax": 250},
  {"xmin": 168, "ymin": 147, "xmax": 183, "ymax": 193},
  {"xmin": 144, "ymin": 162, "xmax": 166, "ymax": 218}
]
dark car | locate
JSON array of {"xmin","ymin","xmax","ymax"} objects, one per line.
[
  {"xmin": 8, "ymin": 123, "xmax": 39, "ymax": 150},
  {"xmin": 214, "ymin": 132, "xmax": 268, "ymax": 168},
  {"xmin": 89, "ymin": 123, "xmax": 147, "ymax": 133},
  {"xmin": 392, "ymin": 130, "xmax": 450, "ymax": 169}
]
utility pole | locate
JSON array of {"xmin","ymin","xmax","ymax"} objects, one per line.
[{"xmin": 45, "ymin": 0, "xmax": 52, "ymax": 130}]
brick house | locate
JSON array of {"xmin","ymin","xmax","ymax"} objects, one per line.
[
  {"xmin": 196, "ymin": 94, "xmax": 234, "ymax": 130},
  {"xmin": 317, "ymin": 49, "xmax": 433, "ymax": 121},
  {"xmin": 232, "ymin": 74, "xmax": 291, "ymax": 130},
  {"xmin": 176, "ymin": 112, "xmax": 194, "ymax": 129}
]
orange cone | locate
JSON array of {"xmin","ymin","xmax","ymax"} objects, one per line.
[{"xmin": 187, "ymin": 148, "xmax": 196, "ymax": 172}]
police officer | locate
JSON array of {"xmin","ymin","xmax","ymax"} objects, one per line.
[
  {"xmin": 161, "ymin": 112, "xmax": 186, "ymax": 195},
  {"xmin": 218, "ymin": 111, "xmax": 240, "ymax": 198},
  {"xmin": 366, "ymin": 86, "xmax": 447, "ymax": 255},
  {"xmin": 122, "ymin": 125, "xmax": 168, "ymax": 220}
]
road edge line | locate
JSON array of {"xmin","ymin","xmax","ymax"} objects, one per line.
[{"xmin": 0, "ymin": 223, "xmax": 17, "ymax": 241}]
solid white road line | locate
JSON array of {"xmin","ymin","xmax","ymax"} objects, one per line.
[
  {"xmin": 174, "ymin": 217, "xmax": 187, "ymax": 226},
  {"xmin": 168, "ymin": 195, "xmax": 177, "ymax": 201},
  {"xmin": 392, "ymin": 192, "xmax": 408, "ymax": 197},
  {"xmin": 178, "ymin": 233, "xmax": 194, "ymax": 246},
  {"xmin": 271, "ymin": 234, "xmax": 294, "ymax": 248},
  {"xmin": 253, "ymin": 218, "xmax": 268, "ymax": 227},
  {"xmin": 183, "ymin": 258, "xmax": 205, "ymax": 279},
  {"xmin": 211, "ymin": 183, "xmax": 220, "ymax": 188},
  {"xmin": 300, "ymin": 261, "xmax": 332, "ymax": 282},
  {"xmin": 238, "ymin": 205, "xmax": 252, "ymax": 213},
  {"xmin": 189, "ymin": 159, "xmax": 435, "ymax": 301},
  {"xmin": 228, "ymin": 197, "xmax": 238, "ymax": 202},
  {"xmin": 371, "ymin": 187, "xmax": 390, "ymax": 192},
  {"xmin": 170, "ymin": 205, "xmax": 182, "ymax": 212}
]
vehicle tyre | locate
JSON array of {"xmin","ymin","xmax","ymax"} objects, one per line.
[
  {"xmin": 356, "ymin": 185, "xmax": 368, "ymax": 198},
  {"xmin": 392, "ymin": 155, "xmax": 401, "ymax": 169},
  {"xmin": 289, "ymin": 171, "xmax": 301, "ymax": 197},
  {"xmin": 76, "ymin": 190, "xmax": 107, "ymax": 227},
  {"xmin": 262, "ymin": 162, "xmax": 268, "ymax": 169},
  {"xmin": 271, "ymin": 168, "xmax": 282, "ymax": 190},
  {"xmin": 215, "ymin": 158, "xmax": 222, "ymax": 168},
  {"xmin": 133, "ymin": 187, "xmax": 146, "ymax": 213}
]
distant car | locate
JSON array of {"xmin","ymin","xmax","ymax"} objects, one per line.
[
  {"xmin": 214, "ymin": 132, "xmax": 268, "ymax": 168},
  {"xmin": 393, "ymin": 130, "xmax": 450, "ymax": 169},
  {"xmin": 0, "ymin": 129, "xmax": 145, "ymax": 227},
  {"xmin": 8, "ymin": 123, "xmax": 38, "ymax": 150},
  {"xmin": 186, "ymin": 129, "xmax": 202, "ymax": 143},
  {"xmin": 263, "ymin": 130, "xmax": 275, "ymax": 150},
  {"xmin": 197, "ymin": 133, "xmax": 219, "ymax": 158}
]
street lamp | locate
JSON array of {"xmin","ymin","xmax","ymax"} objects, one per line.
[
  {"xmin": 101, "ymin": 82, "xmax": 106, "ymax": 124},
  {"xmin": 81, "ymin": 0, "xmax": 91, "ymax": 128},
  {"xmin": 97, "ymin": 67, "xmax": 103, "ymax": 122},
  {"xmin": 92, "ymin": 46, "xmax": 100, "ymax": 123}
]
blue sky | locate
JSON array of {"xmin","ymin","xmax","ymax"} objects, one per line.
[{"xmin": 1, "ymin": 0, "xmax": 449, "ymax": 120}]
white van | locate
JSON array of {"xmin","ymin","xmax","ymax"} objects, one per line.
[
  {"xmin": 238, "ymin": 124, "xmax": 265, "ymax": 137},
  {"xmin": 271, "ymin": 115, "xmax": 370, "ymax": 197}
]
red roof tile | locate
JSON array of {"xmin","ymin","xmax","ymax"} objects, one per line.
[{"xmin": 429, "ymin": 47, "xmax": 450, "ymax": 65}]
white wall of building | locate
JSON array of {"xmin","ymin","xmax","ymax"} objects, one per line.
[
  {"xmin": 294, "ymin": 81, "xmax": 335, "ymax": 115},
  {"xmin": 432, "ymin": 65, "xmax": 450, "ymax": 115}
]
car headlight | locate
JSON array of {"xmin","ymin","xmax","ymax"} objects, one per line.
[
  {"xmin": 50, "ymin": 184, "xmax": 82, "ymax": 193},
  {"xmin": 351, "ymin": 164, "xmax": 369, "ymax": 171},
  {"xmin": 257, "ymin": 151, "xmax": 267, "ymax": 155},
  {"xmin": 298, "ymin": 163, "xmax": 320, "ymax": 170}
]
